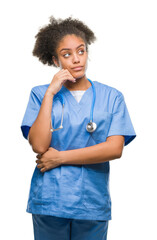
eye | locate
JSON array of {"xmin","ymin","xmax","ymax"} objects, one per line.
[
  {"xmin": 78, "ymin": 49, "xmax": 85, "ymax": 55},
  {"xmin": 63, "ymin": 53, "xmax": 70, "ymax": 58}
]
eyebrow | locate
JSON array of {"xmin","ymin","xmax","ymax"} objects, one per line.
[{"xmin": 60, "ymin": 44, "xmax": 85, "ymax": 53}]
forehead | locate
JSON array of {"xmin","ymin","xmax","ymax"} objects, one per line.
[{"xmin": 57, "ymin": 34, "xmax": 85, "ymax": 51}]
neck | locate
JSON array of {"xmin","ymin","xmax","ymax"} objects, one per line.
[{"xmin": 63, "ymin": 75, "xmax": 91, "ymax": 91}]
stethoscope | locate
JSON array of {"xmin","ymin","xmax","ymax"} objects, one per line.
[{"xmin": 50, "ymin": 79, "xmax": 97, "ymax": 133}]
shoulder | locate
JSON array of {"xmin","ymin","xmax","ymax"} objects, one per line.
[
  {"xmin": 93, "ymin": 80, "xmax": 124, "ymax": 98},
  {"xmin": 31, "ymin": 83, "xmax": 50, "ymax": 94},
  {"xmin": 93, "ymin": 81, "xmax": 125, "ymax": 113},
  {"xmin": 31, "ymin": 83, "xmax": 50, "ymax": 99}
]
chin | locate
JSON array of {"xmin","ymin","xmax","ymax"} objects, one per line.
[{"xmin": 73, "ymin": 72, "xmax": 85, "ymax": 80}]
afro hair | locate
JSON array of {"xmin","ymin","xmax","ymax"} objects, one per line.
[{"xmin": 32, "ymin": 16, "xmax": 96, "ymax": 67}]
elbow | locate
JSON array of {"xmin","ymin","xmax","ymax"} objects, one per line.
[
  {"xmin": 106, "ymin": 135, "xmax": 124, "ymax": 160},
  {"xmin": 115, "ymin": 148, "xmax": 123, "ymax": 159},
  {"xmin": 116, "ymin": 151, "xmax": 122, "ymax": 159},
  {"xmin": 31, "ymin": 145, "xmax": 48, "ymax": 154},
  {"xmin": 28, "ymin": 134, "xmax": 49, "ymax": 154},
  {"xmin": 29, "ymin": 139, "xmax": 48, "ymax": 154}
]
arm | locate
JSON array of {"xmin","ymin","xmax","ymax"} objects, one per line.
[
  {"xmin": 28, "ymin": 90, "xmax": 54, "ymax": 154},
  {"xmin": 36, "ymin": 135, "xmax": 125, "ymax": 172},
  {"xmin": 28, "ymin": 69, "xmax": 76, "ymax": 154},
  {"xmin": 61, "ymin": 135, "xmax": 125, "ymax": 165}
]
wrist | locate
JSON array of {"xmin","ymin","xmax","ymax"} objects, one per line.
[
  {"xmin": 45, "ymin": 89, "xmax": 55, "ymax": 98},
  {"xmin": 59, "ymin": 151, "xmax": 66, "ymax": 165}
]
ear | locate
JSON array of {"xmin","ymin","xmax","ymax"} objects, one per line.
[{"xmin": 52, "ymin": 56, "xmax": 60, "ymax": 67}]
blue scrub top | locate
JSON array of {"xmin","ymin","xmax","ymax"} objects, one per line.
[{"xmin": 21, "ymin": 80, "xmax": 136, "ymax": 220}]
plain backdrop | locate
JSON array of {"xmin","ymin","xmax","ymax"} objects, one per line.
[{"xmin": 0, "ymin": 0, "xmax": 157, "ymax": 239}]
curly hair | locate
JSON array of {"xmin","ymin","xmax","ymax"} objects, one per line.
[{"xmin": 32, "ymin": 16, "xmax": 96, "ymax": 67}]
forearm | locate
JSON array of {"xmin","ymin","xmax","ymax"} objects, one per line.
[
  {"xmin": 29, "ymin": 90, "xmax": 54, "ymax": 154},
  {"xmin": 60, "ymin": 138, "xmax": 124, "ymax": 165}
]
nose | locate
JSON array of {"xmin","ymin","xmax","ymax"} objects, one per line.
[{"xmin": 72, "ymin": 53, "xmax": 80, "ymax": 64}]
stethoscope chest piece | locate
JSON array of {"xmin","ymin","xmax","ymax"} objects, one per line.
[{"xmin": 86, "ymin": 121, "xmax": 97, "ymax": 133}]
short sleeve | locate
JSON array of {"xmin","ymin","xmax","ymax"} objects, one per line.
[
  {"xmin": 21, "ymin": 88, "xmax": 41, "ymax": 140},
  {"xmin": 107, "ymin": 92, "xmax": 136, "ymax": 146}
]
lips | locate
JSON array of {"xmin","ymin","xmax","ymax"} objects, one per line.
[{"xmin": 72, "ymin": 66, "xmax": 83, "ymax": 71}]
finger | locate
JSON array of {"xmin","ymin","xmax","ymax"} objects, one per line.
[
  {"xmin": 36, "ymin": 163, "xmax": 43, "ymax": 169},
  {"xmin": 63, "ymin": 69, "xmax": 72, "ymax": 75},
  {"xmin": 48, "ymin": 147, "xmax": 53, "ymax": 150},
  {"xmin": 36, "ymin": 154, "xmax": 42, "ymax": 159},
  {"xmin": 56, "ymin": 68, "xmax": 68, "ymax": 76},
  {"xmin": 62, "ymin": 70, "xmax": 75, "ymax": 78},
  {"xmin": 60, "ymin": 74, "xmax": 76, "ymax": 82},
  {"xmin": 36, "ymin": 160, "xmax": 41, "ymax": 164},
  {"xmin": 40, "ymin": 167, "xmax": 47, "ymax": 173},
  {"xmin": 56, "ymin": 70, "xmax": 76, "ymax": 82},
  {"xmin": 60, "ymin": 69, "xmax": 74, "ymax": 76}
]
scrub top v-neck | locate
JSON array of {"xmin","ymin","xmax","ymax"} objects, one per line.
[
  {"xmin": 69, "ymin": 90, "xmax": 86, "ymax": 104},
  {"xmin": 21, "ymin": 79, "xmax": 136, "ymax": 221},
  {"xmin": 61, "ymin": 83, "xmax": 93, "ymax": 112}
]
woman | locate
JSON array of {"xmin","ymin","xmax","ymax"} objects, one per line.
[{"xmin": 21, "ymin": 16, "xmax": 136, "ymax": 240}]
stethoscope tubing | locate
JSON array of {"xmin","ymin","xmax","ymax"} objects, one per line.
[
  {"xmin": 88, "ymin": 79, "xmax": 95, "ymax": 123},
  {"xmin": 51, "ymin": 79, "xmax": 96, "ymax": 133}
]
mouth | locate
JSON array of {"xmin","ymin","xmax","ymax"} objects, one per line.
[{"xmin": 71, "ymin": 66, "xmax": 83, "ymax": 71}]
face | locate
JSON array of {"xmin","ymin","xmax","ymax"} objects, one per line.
[{"xmin": 53, "ymin": 34, "xmax": 88, "ymax": 79}]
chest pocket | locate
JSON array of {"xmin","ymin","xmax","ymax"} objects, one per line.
[{"xmin": 90, "ymin": 111, "xmax": 112, "ymax": 144}]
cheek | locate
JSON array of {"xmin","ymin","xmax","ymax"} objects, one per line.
[
  {"xmin": 58, "ymin": 60, "xmax": 70, "ymax": 70},
  {"xmin": 58, "ymin": 60, "xmax": 65, "ymax": 69},
  {"xmin": 83, "ymin": 53, "xmax": 88, "ymax": 64},
  {"xmin": 85, "ymin": 61, "xmax": 88, "ymax": 71},
  {"xmin": 83, "ymin": 54, "xmax": 88, "ymax": 67}
]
